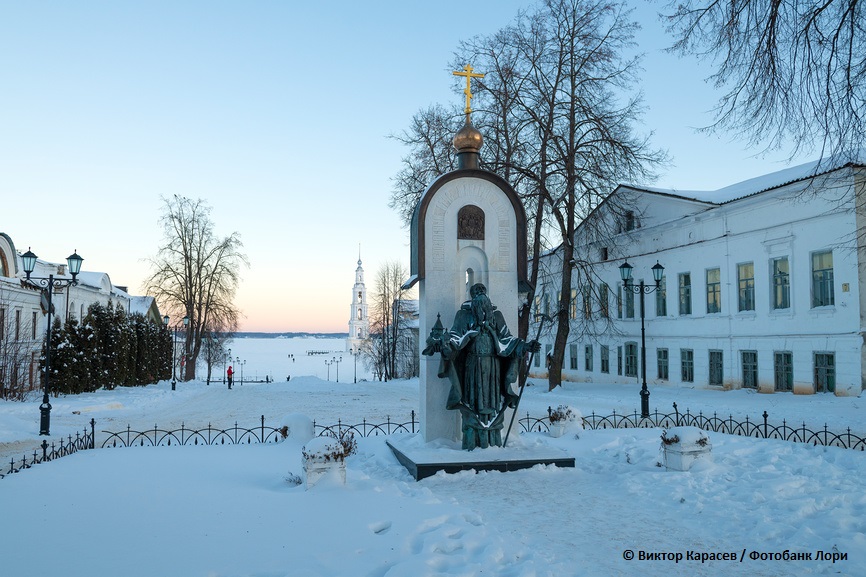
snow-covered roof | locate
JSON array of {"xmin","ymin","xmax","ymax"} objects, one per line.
[
  {"xmin": 130, "ymin": 295, "xmax": 156, "ymax": 316},
  {"xmin": 624, "ymin": 153, "xmax": 865, "ymax": 205}
]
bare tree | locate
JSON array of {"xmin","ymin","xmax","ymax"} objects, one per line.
[
  {"xmin": 390, "ymin": 0, "xmax": 665, "ymax": 389},
  {"xmin": 367, "ymin": 261, "xmax": 412, "ymax": 381},
  {"xmin": 0, "ymin": 291, "xmax": 38, "ymax": 400},
  {"xmin": 662, "ymin": 0, "xmax": 864, "ymax": 162},
  {"xmin": 144, "ymin": 195, "xmax": 247, "ymax": 380}
]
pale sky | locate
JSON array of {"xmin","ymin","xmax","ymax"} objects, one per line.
[{"xmin": 0, "ymin": 1, "xmax": 810, "ymax": 333}]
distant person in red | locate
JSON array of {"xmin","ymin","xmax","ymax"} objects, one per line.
[{"xmin": 227, "ymin": 365, "xmax": 234, "ymax": 389}]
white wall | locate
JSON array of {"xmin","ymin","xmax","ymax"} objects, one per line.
[{"xmin": 533, "ymin": 167, "xmax": 864, "ymax": 397}]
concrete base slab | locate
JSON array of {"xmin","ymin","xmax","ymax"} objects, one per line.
[{"xmin": 387, "ymin": 434, "xmax": 575, "ymax": 481}]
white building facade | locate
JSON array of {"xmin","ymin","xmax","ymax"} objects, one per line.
[
  {"xmin": 1, "ymin": 232, "xmax": 148, "ymax": 395},
  {"xmin": 532, "ymin": 160, "xmax": 866, "ymax": 396}
]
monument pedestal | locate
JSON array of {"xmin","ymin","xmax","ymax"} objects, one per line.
[{"xmin": 387, "ymin": 434, "xmax": 575, "ymax": 481}]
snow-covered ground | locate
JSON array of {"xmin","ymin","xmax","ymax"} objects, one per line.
[{"xmin": 1, "ymin": 338, "xmax": 864, "ymax": 576}]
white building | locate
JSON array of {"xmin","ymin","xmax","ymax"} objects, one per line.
[
  {"xmin": 532, "ymin": 159, "xmax": 865, "ymax": 396},
  {"xmin": 347, "ymin": 253, "xmax": 369, "ymax": 352},
  {"xmin": 0, "ymin": 232, "xmax": 156, "ymax": 396}
]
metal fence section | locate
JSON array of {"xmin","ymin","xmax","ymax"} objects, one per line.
[
  {"xmin": 99, "ymin": 411, "xmax": 419, "ymax": 449},
  {"xmin": 314, "ymin": 411, "xmax": 417, "ymax": 438},
  {"xmin": 101, "ymin": 415, "xmax": 285, "ymax": 448},
  {"xmin": 517, "ymin": 403, "xmax": 866, "ymax": 451},
  {"xmin": 6, "ymin": 403, "xmax": 865, "ymax": 481},
  {"xmin": 2, "ymin": 419, "xmax": 95, "ymax": 479}
]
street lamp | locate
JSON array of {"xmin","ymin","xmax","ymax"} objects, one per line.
[
  {"xmin": 349, "ymin": 347, "xmax": 358, "ymax": 383},
  {"xmin": 620, "ymin": 260, "xmax": 665, "ymax": 419},
  {"xmin": 325, "ymin": 358, "xmax": 333, "ymax": 381},
  {"xmin": 168, "ymin": 315, "xmax": 189, "ymax": 391},
  {"xmin": 333, "ymin": 356, "xmax": 342, "ymax": 382},
  {"xmin": 235, "ymin": 356, "xmax": 245, "ymax": 386},
  {"xmin": 22, "ymin": 248, "xmax": 83, "ymax": 436}
]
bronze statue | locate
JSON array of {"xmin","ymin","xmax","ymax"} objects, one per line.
[{"xmin": 424, "ymin": 283, "xmax": 540, "ymax": 450}]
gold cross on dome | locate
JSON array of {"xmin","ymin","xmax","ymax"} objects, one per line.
[{"xmin": 453, "ymin": 64, "xmax": 485, "ymax": 115}]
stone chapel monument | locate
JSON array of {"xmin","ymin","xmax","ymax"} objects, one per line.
[{"xmin": 403, "ymin": 65, "xmax": 532, "ymax": 447}]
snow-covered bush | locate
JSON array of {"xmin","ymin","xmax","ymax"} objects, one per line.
[
  {"xmin": 549, "ymin": 405, "xmax": 575, "ymax": 423},
  {"xmin": 302, "ymin": 431, "xmax": 357, "ymax": 463},
  {"xmin": 278, "ymin": 413, "xmax": 314, "ymax": 443}
]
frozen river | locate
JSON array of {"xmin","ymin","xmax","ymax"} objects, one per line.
[{"xmin": 220, "ymin": 336, "xmax": 371, "ymax": 383}]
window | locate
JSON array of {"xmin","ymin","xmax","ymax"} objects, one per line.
[
  {"xmin": 657, "ymin": 348, "xmax": 669, "ymax": 380},
  {"xmin": 32, "ymin": 311, "xmax": 37, "ymax": 339},
  {"xmin": 774, "ymin": 351, "xmax": 793, "ymax": 391},
  {"xmin": 0, "ymin": 307, "xmax": 4, "ymax": 337},
  {"xmin": 582, "ymin": 285, "xmax": 591, "ymax": 319},
  {"xmin": 681, "ymin": 349, "xmax": 694, "ymax": 382},
  {"xmin": 585, "ymin": 345, "xmax": 593, "ymax": 371},
  {"xmin": 814, "ymin": 353, "xmax": 835, "ymax": 393},
  {"xmin": 599, "ymin": 283, "xmax": 609, "ymax": 318},
  {"xmin": 655, "ymin": 276, "xmax": 667, "ymax": 317},
  {"xmin": 15, "ymin": 309, "xmax": 20, "ymax": 340},
  {"xmin": 706, "ymin": 268, "xmax": 721, "ymax": 313},
  {"xmin": 624, "ymin": 284, "xmax": 635, "ymax": 319},
  {"xmin": 616, "ymin": 283, "xmax": 623, "ymax": 318},
  {"xmin": 738, "ymin": 262, "xmax": 755, "ymax": 311},
  {"xmin": 601, "ymin": 345, "xmax": 610, "ymax": 373},
  {"xmin": 709, "ymin": 350, "xmax": 723, "ymax": 386},
  {"xmin": 812, "ymin": 251, "xmax": 834, "ymax": 307},
  {"xmin": 742, "ymin": 351, "xmax": 758, "ymax": 389},
  {"xmin": 570, "ymin": 289, "xmax": 578, "ymax": 320},
  {"xmin": 569, "ymin": 344, "xmax": 578, "ymax": 370},
  {"xmin": 625, "ymin": 342, "xmax": 638, "ymax": 377},
  {"xmin": 772, "ymin": 257, "xmax": 790, "ymax": 309},
  {"xmin": 678, "ymin": 273, "xmax": 692, "ymax": 315},
  {"xmin": 600, "ymin": 247, "xmax": 608, "ymax": 261},
  {"xmin": 617, "ymin": 346, "xmax": 623, "ymax": 376},
  {"xmin": 619, "ymin": 210, "xmax": 640, "ymax": 232}
]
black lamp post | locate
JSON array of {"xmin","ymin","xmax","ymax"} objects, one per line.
[
  {"xmin": 333, "ymin": 356, "xmax": 342, "ymax": 382},
  {"xmin": 325, "ymin": 358, "xmax": 333, "ymax": 381},
  {"xmin": 619, "ymin": 260, "xmax": 665, "ymax": 419},
  {"xmin": 22, "ymin": 248, "xmax": 83, "ymax": 436},
  {"xmin": 234, "ymin": 356, "xmax": 244, "ymax": 386},
  {"xmin": 241, "ymin": 359, "xmax": 246, "ymax": 385},
  {"xmin": 168, "ymin": 315, "xmax": 189, "ymax": 391},
  {"xmin": 349, "ymin": 347, "xmax": 358, "ymax": 383}
]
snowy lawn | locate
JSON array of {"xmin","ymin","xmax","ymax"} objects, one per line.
[
  {"xmin": 1, "ymin": 420, "xmax": 863, "ymax": 576},
  {"xmin": 1, "ymin": 338, "xmax": 865, "ymax": 576}
]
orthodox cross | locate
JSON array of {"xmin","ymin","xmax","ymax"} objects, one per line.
[{"xmin": 453, "ymin": 64, "xmax": 485, "ymax": 115}]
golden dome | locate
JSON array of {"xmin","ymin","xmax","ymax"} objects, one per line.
[{"xmin": 453, "ymin": 117, "xmax": 483, "ymax": 153}]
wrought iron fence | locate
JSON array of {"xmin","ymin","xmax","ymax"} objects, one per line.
[
  {"xmin": 1, "ymin": 419, "xmax": 95, "ymax": 479},
  {"xmin": 99, "ymin": 411, "xmax": 419, "ymax": 448},
  {"xmin": 517, "ymin": 403, "xmax": 866, "ymax": 451},
  {"xmin": 101, "ymin": 415, "xmax": 285, "ymax": 447},
  {"xmin": 5, "ymin": 403, "xmax": 865, "ymax": 481}
]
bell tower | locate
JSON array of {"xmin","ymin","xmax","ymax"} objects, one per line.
[{"xmin": 347, "ymin": 248, "xmax": 369, "ymax": 352}]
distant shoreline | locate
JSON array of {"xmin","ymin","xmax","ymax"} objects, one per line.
[{"xmin": 232, "ymin": 332, "xmax": 348, "ymax": 339}]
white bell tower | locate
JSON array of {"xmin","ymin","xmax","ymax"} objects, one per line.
[{"xmin": 347, "ymin": 249, "xmax": 369, "ymax": 352}]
